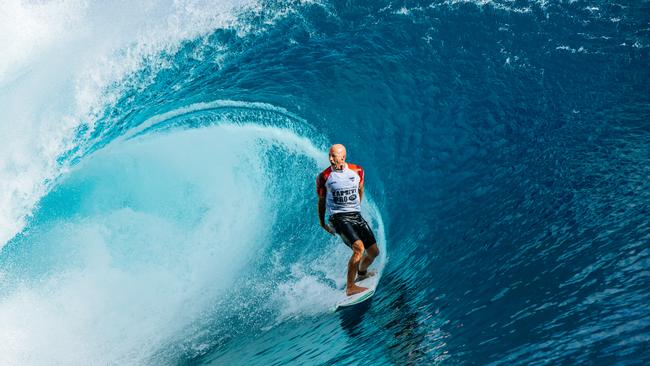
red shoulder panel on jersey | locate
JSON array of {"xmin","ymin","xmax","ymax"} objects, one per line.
[
  {"xmin": 347, "ymin": 163, "xmax": 364, "ymax": 186},
  {"xmin": 316, "ymin": 166, "xmax": 332, "ymax": 197}
]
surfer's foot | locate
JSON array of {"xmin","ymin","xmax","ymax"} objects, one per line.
[
  {"xmin": 355, "ymin": 269, "xmax": 376, "ymax": 282},
  {"xmin": 346, "ymin": 284, "xmax": 368, "ymax": 296}
]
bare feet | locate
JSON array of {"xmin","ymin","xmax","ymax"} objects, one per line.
[{"xmin": 346, "ymin": 284, "xmax": 368, "ymax": 296}]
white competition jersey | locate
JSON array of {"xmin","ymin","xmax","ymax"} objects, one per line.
[{"xmin": 316, "ymin": 163, "xmax": 364, "ymax": 215}]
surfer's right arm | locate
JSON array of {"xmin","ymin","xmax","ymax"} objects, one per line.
[
  {"xmin": 317, "ymin": 172, "xmax": 335, "ymax": 235},
  {"xmin": 318, "ymin": 196, "xmax": 334, "ymax": 234}
]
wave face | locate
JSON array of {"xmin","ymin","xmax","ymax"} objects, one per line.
[{"xmin": 1, "ymin": 0, "xmax": 648, "ymax": 364}]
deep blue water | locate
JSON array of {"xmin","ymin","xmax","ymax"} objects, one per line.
[{"xmin": 0, "ymin": 0, "xmax": 649, "ymax": 365}]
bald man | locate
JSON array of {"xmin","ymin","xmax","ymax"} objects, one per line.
[{"xmin": 317, "ymin": 144, "xmax": 380, "ymax": 296}]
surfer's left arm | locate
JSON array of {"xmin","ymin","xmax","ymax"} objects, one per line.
[
  {"xmin": 359, "ymin": 183, "xmax": 364, "ymax": 202},
  {"xmin": 357, "ymin": 165, "xmax": 364, "ymax": 202}
]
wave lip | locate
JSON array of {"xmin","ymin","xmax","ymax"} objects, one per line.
[{"xmin": 0, "ymin": 0, "xmax": 258, "ymax": 249}]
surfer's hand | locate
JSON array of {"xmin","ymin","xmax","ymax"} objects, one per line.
[{"xmin": 321, "ymin": 223, "xmax": 335, "ymax": 235}]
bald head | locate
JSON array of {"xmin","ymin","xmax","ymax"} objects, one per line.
[
  {"xmin": 329, "ymin": 144, "xmax": 347, "ymax": 170},
  {"xmin": 329, "ymin": 144, "xmax": 346, "ymax": 156}
]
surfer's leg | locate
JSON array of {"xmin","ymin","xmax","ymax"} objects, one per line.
[
  {"xmin": 357, "ymin": 215, "xmax": 379, "ymax": 273},
  {"xmin": 347, "ymin": 240, "xmax": 368, "ymax": 296},
  {"xmin": 359, "ymin": 243, "xmax": 379, "ymax": 273}
]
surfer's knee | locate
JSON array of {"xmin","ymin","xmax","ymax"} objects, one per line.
[{"xmin": 352, "ymin": 240, "xmax": 364, "ymax": 255}]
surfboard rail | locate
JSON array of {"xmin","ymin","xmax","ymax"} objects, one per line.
[{"xmin": 333, "ymin": 271, "xmax": 379, "ymax": 310}]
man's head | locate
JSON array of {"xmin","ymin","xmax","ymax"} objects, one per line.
[{"xmin": 329, "ymin": 144, "xmax": 347, "ymax": 170}]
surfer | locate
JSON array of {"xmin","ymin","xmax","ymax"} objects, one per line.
[{"xmin": 317, "ymin": 144, "xmax": 380, "ymax": 296}]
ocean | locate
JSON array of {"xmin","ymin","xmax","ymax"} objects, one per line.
[{"xmin": 0, "ymin": 0, "xmax": 648, "ymax": 364}]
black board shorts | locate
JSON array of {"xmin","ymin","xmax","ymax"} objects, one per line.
[{"xmin": 329, "ymin": 211, "xmax": 377, "ymax": 249}]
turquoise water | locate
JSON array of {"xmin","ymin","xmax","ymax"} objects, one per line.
[{"xmin": 0, "ymin": 0, "xmax": 648, "ymax": 364}]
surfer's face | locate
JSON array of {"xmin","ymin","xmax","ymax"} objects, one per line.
[{"xmin": 329, "ymin": 145, "xmax": 346, "ymax": 170}]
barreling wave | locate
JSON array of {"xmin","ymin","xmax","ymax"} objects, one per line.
[
  {"xmin": 1, "ymin": 0, "xmax": 649, "ymax": 364},
  {"xmin": 0, "ymin": 106, "xmax": 386, "ymax": 364}
]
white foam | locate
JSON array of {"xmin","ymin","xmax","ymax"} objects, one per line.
[
  {"xmin": 0, "ymin": 0, "xmax": 259, "ymax": 248},
  {"xmin": 436, "ymin": 0, "xmax": 539, "ymax": 13},
  {"xmin": 271, "ymin": 197, "xmax": 388, "ymax": 322},
  {"xmin": 0, "ymin": 126, "xmax": 273, "ymax": 364},
  {"xmin": 556, "ymin": 45, "xmax": 588, "ymax": 53}
]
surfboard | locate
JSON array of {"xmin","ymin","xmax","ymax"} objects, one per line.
[{"xmin": 334, "ymin": 271, "xmax": 380, "ymax": 310}]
